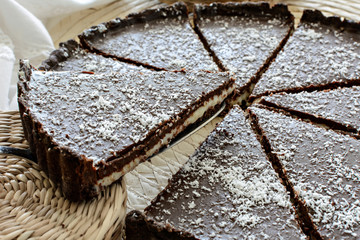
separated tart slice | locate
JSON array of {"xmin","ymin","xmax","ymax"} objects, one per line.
[{"xmin": 18, "ymin": 60, "xmax": 235, "ymax": 201}]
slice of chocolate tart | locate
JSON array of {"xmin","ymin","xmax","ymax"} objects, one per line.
[
  {"xmin": 78, "ymin": 2, "xmax": 218, "ymax": 72},
  {"xmin": 17, "ymin": 60, "xmax": 235, "ymax": 201},
  {"xmin": 39, "ymin": 39, "xmax": 147, "ymax": 73},
  {"xmin": 260, "ymin": 86, "xmax": 360, "ymax": 136},
  {"xmin": 251, "ymin": 10, "xmax": 360, "ymax": 100},
  {"xmin": 249, "ymin": 106, "xmax": 360, "ymax": 239},
  {"xmin": 193, "ymin": 2, "xmax": 294, "ymax": 104},
  {"xmin": 126, "ymin": 107, "xmax": 306, "ymax": 239}
]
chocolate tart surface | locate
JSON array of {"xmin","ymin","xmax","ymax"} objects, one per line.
[
  {"xmin": 260, "ymin": 86, "xmax": 360, "ymax": 136},
  {"xmin": 193, "ymin": 2, "xmax": 294, "ymax": 102},
  {"xmin": 78, "ymin": 2, "xmax": 218, "ymax": 71},
  {"xmin": 249, "ymin": 106, "xmax": 360, "ymax": 239},
  {"xmin": 251, "ymin": 10, "xmax": 360, "ymax": 99},
  {"xmin": 126, "ymin": 107, "xmax": 305, "ymax": 239},
  {"xmin": 39, "ymin": 39, "xmax": 147, "ymax": 73},
  {"xmin": 18, "ymin": 61, "xmax": 235, "ymax": 201}
]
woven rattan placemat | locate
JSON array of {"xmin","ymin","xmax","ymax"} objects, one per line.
[{"xmin": 0, "ymin": 112, "xmax": 127, "ymax": 240}]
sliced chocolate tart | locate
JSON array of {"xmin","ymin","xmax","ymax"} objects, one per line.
[
  {"xmin": 17, "ymin": 60, "xmax": 235, "ymax": 201},
  {"xmin": 39, "ymin": 39, "xmax": 147, "ymax": 73},
  {"xmin": 126, "ymin": 107, "xmax": 305, "ymax": 239},
  {"xmin": 260, "ymin": 86, "xmax": 360, "ymax": 136},
  {"xmin": 193, "ymin": 2, "xmax": 294, "ymax": 103},
  {"xmin": 78, "ymin": 2, "xmax": 218, "ymax": 72},
  {"xmin": 249, "ymin": 106, "xmax": 360, "ymax": 239},
  {"xmin": 251, "ymin": 10, "xmax": 360, "ymax": 100}
]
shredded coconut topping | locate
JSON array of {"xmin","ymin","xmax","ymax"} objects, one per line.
[
  {"xmin": 88, "ymin": 15, "xmax": 218, "ymax": 71},
  {"xmin": 198, "ymin": 14, "xmax": 291, "ymax": 87},
  {"xmin": 263, "ymin": 86, "xmax": 360, "ymax": 131},
  {"xmin": 26, "ymin": 70, "xmax": 229, "ymax": 164},
  {"xmin": 54, "ymin": 45, "xmax": 148, "ymax": 74},
  {"xmin": 146, "ymin": 108, "xmax": 304, "ymax": 239},
  {"xmin": 251, "ymin": 107, "xmax": 360, "ymax": 238},
  {"xmin": 253, "ymin": 22, "xmax": 360, "ymax": 96}
]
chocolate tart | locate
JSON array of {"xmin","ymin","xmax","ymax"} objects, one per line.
[
  {"xmin": 78, "ymin": 2, "xmax": 218, "ymax": 72},
  {"xmin": 125, "ymin": 107, "xmax": 305, "ymax": 239},
  {"xmin": 260, "ymin": 86, "xmax": 360, "ymax": 137},
  {"xmin": 39, "ymin": 39, "xmax": 147, "ymax": 73},
  {"xmin": 18, "ymin": 60, "xmax": 235, "ymax": 201},
  {"xmin": 193, "ymin": 2, "xmax": 294, "ymax": 104},
  {"xmin": 251, "ymin": 10, "xmax": 360, "ymax": 100},
  {"xmin": 249, "ymin": 106, "xmax": 360, "ymax": 239}
]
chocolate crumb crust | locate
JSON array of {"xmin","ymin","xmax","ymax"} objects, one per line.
[
  {"xmin": 193, "ymin": 2, "xmax": 294, "ymax": 102},
  {"xmin": 78, "ymin": 2, "xmax": 218, "ymax": 72},
  {"xmin": 18, "ymin": 60, "xmax": 235, "ymax": 201},
  {"xmin": 249, "ymin": 105, "xmax": 360, "ymax": 239},
  {"xmin": 126, "ymin": 107, "xmax": 305, "ymax": 239},
  {"xmin": 250, "ymin": 9, "xmax": 360, "ymax": 100},
  {"xmin": 260, "ymin": 86, "xmax": 360, "ymax": 137},
  {"xmin": 39, "ymin": 39, "xmax": 146, "ymax": 73}
]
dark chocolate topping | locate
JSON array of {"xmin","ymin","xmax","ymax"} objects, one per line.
[
  {"xmin": 252, "ymin": 10, "xmax": 360, "ymax": 98},
  {"xmin": 39, "ymin": 39, "xmax": 147, "ymax": 73},
  {"xmin": 249, "ymin": 106, "xmax": 360, "ymax": 239},
  {"xmin": 19, "ymin": 67, "xmax": 232, "ymax": 165},
  {"xmin": 194, "ymin": 2, "xmax": 294, "ymax": 88},
  {"xmin": 142, "ymin": 107, "xmax": 304, "ymax": 239},
  {"xmin": 262, "ymin": 86, "xmax": 360, "ymax": 133},
  {"xmin": 78, "ymin": 2, "xmax": 218, "ymax": 71}
]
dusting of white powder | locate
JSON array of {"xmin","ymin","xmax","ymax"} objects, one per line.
[{"xmin": 251, "ymin": 107, "xmax": 360, "ymax": 237}]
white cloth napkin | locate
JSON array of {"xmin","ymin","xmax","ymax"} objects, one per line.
[{"xmin": 0, "ymin": 0, "xmax": 116, "ymax": 111}]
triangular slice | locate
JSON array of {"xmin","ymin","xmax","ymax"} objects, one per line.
[
  {"xmin": 126, "ymin": 107, "xmax": 305, "ymax": 239},
  {"xmin": 78, "ymin": 2, "xmax": 218, "ymax": 72},
  {"xmin": 193, "ymin": 2, "xmax": 294, "ymax": 103},
  {"xmin": 18, "ymin": 61, "xmax": 235, "ymax": 201},
  {"xmin": 249, "ymin": 106, "xmax": 360, "ymax": 239},
  {"xmin": 251, "ymin": 10, "xmax": 360, "ymax": 99},
  {"xmin": 260, "ymin": 86, "xmax": 360, "ymax": 136},
  {"xmin": 39, "ymin": 39, "xmax": 148, "ymax": 73}
]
